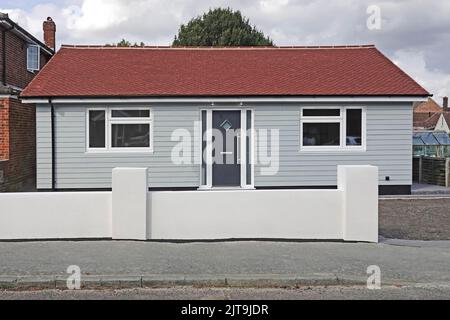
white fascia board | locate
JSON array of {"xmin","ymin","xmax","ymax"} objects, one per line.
[
  {"xmin": 20, "ymin": 99, "xmax": 49, "ymax": 104},
  {"xmin": 20, "ymin": 96, "xmax": 429, "ymax": 104}
]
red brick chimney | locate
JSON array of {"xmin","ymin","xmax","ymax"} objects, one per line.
[
  {"xmin": 43, "ymin": 17, "xmax": 56, "ymax": 50},
  {"xmin": 444, "ymin": 96, "xmax": 449, "ymax": 112}
]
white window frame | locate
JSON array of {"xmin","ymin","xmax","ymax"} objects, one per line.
[
  {"xmin": 27, "ymin": 44, "xmax": 40, "ymax": 71},
  {"xmin": 299, "ymin": 106, "xmax": 366, "ymax": 152},
  {"xmin": 86, "ymin": 107, "xmax": 153, "ymax": 153},
  {"xmin": 86, "ymin": 107, "xmax": 108, "ymax": 152}
]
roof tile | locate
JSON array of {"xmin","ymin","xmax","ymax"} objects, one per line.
[{"xmin": 21, "ymin": 45, "xmax": 430, "ymax": 98}]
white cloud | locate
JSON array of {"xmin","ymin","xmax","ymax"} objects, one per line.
[
  {"xmin": 67, "ymin": 0, "xmax": 128, "ymax": 31},
  {"xmin": 1, "ymin": 0, "xmax": 450, "ymax": 97},
  {"xmin": 259, "ymin": 0, "xmax": 290, "ymax": 13}
]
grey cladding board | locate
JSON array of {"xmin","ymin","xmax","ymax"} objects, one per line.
[{"xmin": 35, "ymin": 102, "xmax": 413, "ymax": 189}]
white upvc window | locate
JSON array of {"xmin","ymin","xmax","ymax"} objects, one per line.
[
  {"xmin": 300, "ymin": 106, "xmax": 366, "ymax": 151},
  {"xmin": 27, "ymin": 44, "xmax": 40, "ymax": 71},
  {"xmin": 86, "ymin": 107, "xmax": 153, "ymax": 152}
]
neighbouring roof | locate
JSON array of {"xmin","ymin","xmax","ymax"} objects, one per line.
[
  {"xmin": 414, "ymin": 112, "xmax": 442, "ymax": 129},
  {"xmin": 414, "ymin": 98, "xmax": 442, "ymax": 113},
  {"xmin": 0, "ymin": 12, "xmax": 53, "ymax": 55},
  {"xmin": 21, "ymin": 44, "xmax": 430, "ymax": 98}
]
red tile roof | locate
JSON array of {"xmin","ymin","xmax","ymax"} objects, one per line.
[
  {"xmin": 21, "ymin": 45, "xmax": 430, "ymax": 98},
  {"xmin": 414, "ymin": 112, "xmax": 441, "ymax": 129},
  {"xmin": 414, "ymin": 98, "xmax": 442, "ymax": 113}
]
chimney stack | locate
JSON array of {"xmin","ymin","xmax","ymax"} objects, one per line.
[
  {"xmin": 444, "ymin": 96, "xmax": 449, "ymax": 112},
  {"xmin": 43, "ymin": 17, "xmax": 56, "ymax": 50}
]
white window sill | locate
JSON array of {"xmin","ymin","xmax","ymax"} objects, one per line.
[
  {"xmin": 85, "ymin": 149, "xmax": 154, "ymax": 154},
  {"xmin": 299, "ymin": 147, "xmax": 366, "ymax": 154}
]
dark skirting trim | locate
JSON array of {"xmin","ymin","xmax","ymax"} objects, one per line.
[
  {"xmin": 38, "ymin": 185, "xmax": 411, "ymax": 195},
  {"xmin": 256, "ymin": 185, "xmax": 337, "ymax": 190},
  {"xmin": 257, "ymin": 185, "xmax": 412, "ymax": 195},
  {"xmin": 378, "ymin": 185, "xmax": 411, "ymax": 195},
  {"xmin": 38, "ymin": 188, "xmax": 112, "ymax": 192},
  {"xmin": 37, "ymin": 187, "xmax": 197, "ymax": 192},
  {"xmin": 148, "ymin": 187, "xmax": 198, "ymax": 191}
]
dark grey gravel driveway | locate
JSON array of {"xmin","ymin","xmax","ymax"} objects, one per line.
[{"xmin": 379, "ymin": 197, "xmax": 450, "ymax": 240}]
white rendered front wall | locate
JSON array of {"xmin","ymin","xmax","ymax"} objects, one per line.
[{"xmin": 0, "ymin": 166, "xmax": 379, "ymax": 242}]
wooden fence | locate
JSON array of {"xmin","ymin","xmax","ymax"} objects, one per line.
[{"xmin": 413, "ymin": 156, "xmax": 450, "ymax": 186}]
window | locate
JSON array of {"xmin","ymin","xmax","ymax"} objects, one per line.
[
  {"xmin": 111, "ymin": 124, "xmax": 150, "ymax": 148},
  {"xmin": 87, "ymin": 107, "xmax": 152, "ymax": 152},
  {"xmin": 27, "ymin": 45, "xmax": 40, "ymax": 71},
  {"xmin": 346, "ymin": 109, "xmax": 362, "ymax": 146},
  {"xmin": 300, "ymin": 107, "xmax": 364, "ymax": 150},
  {"xmin": 303, "ymin": 123, "xmax": 340, "ymax": 146},
  {"xmin": 246, "ymin": 110, "xmax": 252, "ymax": 186},
  {"xmin": 201, "ymin": 110, "xmax": 207, "ymax": 186},
  {"xmin": 303, "ymin": 109, "xmax": 340, "ymax": 117},
  {"xmin": 111, "ymin": 110, "xmax": 150, "ymax": 118},
  {"xmin": 88, "ymin": 110, "xmax": 106, "ymax": 148}
]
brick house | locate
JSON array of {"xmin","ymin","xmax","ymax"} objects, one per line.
[
  {"xmin": 413, "ymin": 97, "xmax": 449, "ymax": 132},
  {"xmin": 0, "ymin": 13, "xmax": 55, "ymax": 191}
]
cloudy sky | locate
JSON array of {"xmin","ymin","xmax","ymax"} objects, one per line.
[{"xmin": 2, "ymin": 0, "xmax": 449, "ymax": 101}]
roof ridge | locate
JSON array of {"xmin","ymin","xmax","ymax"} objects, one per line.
[{"xmin": 60, "ymin": 44, "xmax": 376, "ymax": 50}]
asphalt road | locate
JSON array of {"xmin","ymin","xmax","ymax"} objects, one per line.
[
  {"xmin": 1, "ymin": 240, "xmax": 450, "ymax": 286},
  {"xmin": 1, "ymin": 285, "xmax": 450, "ymax": 300}
]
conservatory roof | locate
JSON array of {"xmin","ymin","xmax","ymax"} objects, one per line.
[{"xmin": 413, "ymin": 131, "xmax": 450, "ymax": 146}]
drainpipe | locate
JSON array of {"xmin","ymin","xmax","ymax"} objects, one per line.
[{"xmin": 50, "ymin": 98, "xmax": 56, "ymax": 190}]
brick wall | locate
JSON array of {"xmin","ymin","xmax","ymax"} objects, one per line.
[
  {"xmin": 0, "ymin": 24, "xmax": 52, "ymax": 192},
  {"xmin": 0, "ymin": 97, "xmax": 36, "ymax": 191},
  {"xmin": 0, "ymin": 98, "xmax": 9, "ymax": 160},
  {"xmin": 0, "ymin": 26, "xmax": 51, "ymax": 89}
]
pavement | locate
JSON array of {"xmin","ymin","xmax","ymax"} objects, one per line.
[
  {"xmin": 1, "ymin": 239, "xmax": 450, "ymax": 291},
  {"xmin": 412, "ymin": 183, "xmax": 450, "ymax": 195}
]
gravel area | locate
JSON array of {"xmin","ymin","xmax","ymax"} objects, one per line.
[{"xmin": 379, "ymin": 198, "xmax": 450, "ymax": 240}]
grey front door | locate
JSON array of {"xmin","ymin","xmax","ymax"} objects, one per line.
[{"xmin": 212, "ymin": 110, "xmax": 241, "ymax": 187}]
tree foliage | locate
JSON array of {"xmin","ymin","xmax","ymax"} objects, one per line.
[
  {"xmin": 117, "ymin": 39, "xmax": 132, "ymax": 47},
  {"xmin": 107, "ymin": 39, "xmax": 145, "ymax": 47},
  {"xmin": 173, "ymin": 8, "xmax": 273, "ymax": 47}
]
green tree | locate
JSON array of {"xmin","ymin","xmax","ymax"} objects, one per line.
[
  {"xmin": 173, "ymin": 8, "xmax": 273, "ymax": 46},
  {"xmin": 107, "ymin": 39, "xmax": 145, "ymax": 47},
  {"xmin": 116, "ymin": 39, "xmax": 132, "ymax": 47}
]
